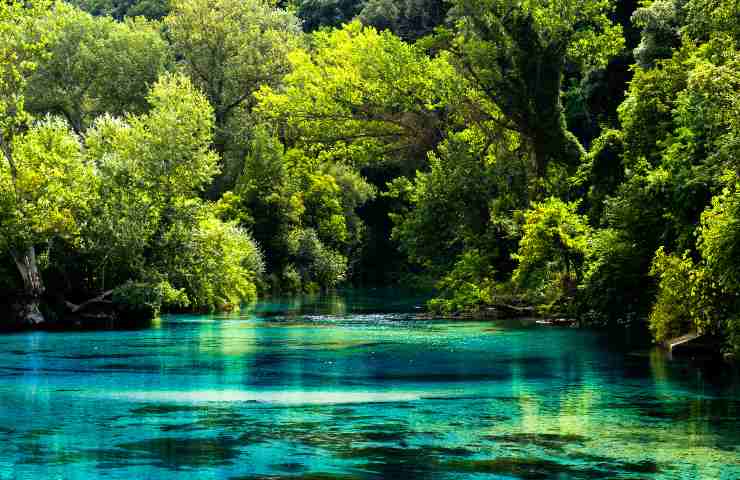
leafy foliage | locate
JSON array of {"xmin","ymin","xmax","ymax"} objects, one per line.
[
  {"xmin": 1, "ymin": 0, "xmax": 739, "ymax": 358},
  {"xmin": 68, "ymin": 0, "xmax": 170, "ymax": 20},
  {"xmin": 388, "ymin": 128, "xmax": 523, "ymax": 274},
  {"xmin": 427, "ymin": 250, "xmax": 497, "ymax": 314},
  {"xmin": 234, "ymin": 127, "xmax": 373, "ymax": 292},
  {"xmin": 0, "ymin": 0, "xmax": 50, "ymax": 141},
  {"xmin": 511, "ymin": 198, "xmax": 590, "ymax": 312},
  {"xmin": 699, "ymin": 186, "xmax": 740, "ymax": 293},
  {"xmin": 0, "ymin": 118, "xmax": 95, "ymax": 253},
  {"xmin": 631, "ymin": 0, "xmax": 683, "ymax": 68},
  {"xmin": 359, "ymin": 0, "xmax": 449, "ymax": 41},
  {"xmin": 578, "ymin": 228, "xmax": 652, "ymax": 326},
  {"xmin": 26, "ymin": 4, "xmax": 170, "ymax": 133},
  {"xmin": 448, "ymin": 0, "xmax": 624, "ymax": 178},
  {"xmin": 78, "ymin": 74, "xmax": 262, "ymax": 311},
  {"xmin": 294, "ymin": 0, "xmax": 449, "ymax": 41},
  {"xmin": 295, "ymin": 0, "xmax": 364, "ymax": 32},
  {"xmin": 159, "ymin": 214, "xmax": 264, "ymax": 311},
  {"xmin": 165, "ymin": 0, "xmax": 301, "ymax": 192},
  {"xmin": 256, "ymin": 21, "xmax": 460, "ymax": 170},
  {"xmin": 649, "ymin": 248, "xmax": 725, "ymax": 343}
]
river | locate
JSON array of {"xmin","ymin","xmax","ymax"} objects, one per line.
[{"xmin": 0, "ymin": 289, "xmax": 738, "ymax": 479}]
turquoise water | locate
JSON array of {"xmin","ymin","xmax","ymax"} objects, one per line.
[{"xmin": 0, "ymin": 290, "xmax": 738, "ymax": 479}]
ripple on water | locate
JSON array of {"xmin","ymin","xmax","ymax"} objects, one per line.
[
  {"xmin": 106, "ymin": 390, "xmax": 425, "ymax": 405},
  {"xmin": 116, "ymin": 436, "xmax": 242, "ymax": 468}
]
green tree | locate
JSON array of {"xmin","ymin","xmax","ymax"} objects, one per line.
[
  {"xmin": 235, "ymin": 127, "xmax": 374, "ymax": 291},
  {"xmin": 631, "ymin": 0, "xmax": 683, "ymax": 68},
  {"xmin": 577, "ymin": 1, "xmax": 739, "ymax": 337},
  {"xmin": 256, "ymin": 21, "xmax": 460, "ymax": 171},
  {"xmin": 165, "ymin": 0, "xmax": 301, "ymax": 192},
  {"xmin": 648, "ymin": 182, "xmax": 740, "ymax": 355},
  {"xmin": 0, "ymin": 0, "xmax": 49, "ymax": 156},
  {"xmin": 577, "ymin": 228, "xmax": 649, "ymax": 326},
  {"xmin": 0, "ymin": 0, "xmax": 67, "ymax": 325},
  {"xmin": 77, "ymin": 68, "xmax": 220, "ymax": 294},
  {"xmin": 359, "ymin": 0, "xmax": 449, "ymax": 41},
  {"xmin": 697, "ymin": 185, "xmax": 740, "ymax": 352},
  {"xmin": 388, "ymin": 127, "xmax": 524, "ymax": 274},
  {"xmin": 448, "ymin": 0, "xmax": 624, "ymax": 180},
  {"xmin": 85, "ymin": 74, "xmax": 218, "ymax": 201},
  {"xmin": 26, "ymin": 4, "xmax": 170, "ymax": 134},
  {"xmin": 386, "ymin": 126, "xmax": 528, "ymax": 311},
  {"xmin": 294, "ymin": 0, "xmax": 449, "ymax": 41},
  {"xmin": 152, "ymin": 211, "xmax": 264, "ymax": 311},
  {"xmin": 0, "ymin": 119, "xmax": 96, "ymax": 325},
  {"xmin": 618, "ymin": 47, "xmax": 689, "ymax": 166},
  {"xmin": 683, "ymin": 0, "xmax": 740, "ymax": 44},
  {"xmin": 296, "ymin": 0, "xmax": 365, "ymax": 31},
  {"xmin": 67, "ymin": 0, "xmax": 170, "ymax": 20},
  {"xmin": 511, "ymin": 198, "xmax": 591, "ymax": 312},
  {"xmin": 71, "ymin": 74, "xmax": 263, "ymax": 313},
  {"xmin": 427, "ymin": 249, "xmax": 499, "ymax": 314}
]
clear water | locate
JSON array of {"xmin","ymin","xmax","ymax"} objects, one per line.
[{"xmin": 0, "ymin": 289, "xmax": 738, "ymax": 480}]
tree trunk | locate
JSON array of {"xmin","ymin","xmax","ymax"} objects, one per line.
[{"xmin": 10, "ymin": 246, "xmax": 45, "ymax": 325}]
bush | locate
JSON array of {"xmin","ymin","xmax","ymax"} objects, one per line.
[
  {"xmin": 647, "ymin": 186, "xmax": 740, "ymax": 353},
  {"xmin": 696, "ymin": 185, "xmax": 740, "ymax": 353},
  {"xmin": 112, "ymin": 280, "xmax": 189, "ymax": 318},
  {"xmin": 698, "ymin": 186, "xmax": 740, "ymax": 292},
  {"xmin": 281, "ymin": 264, "xmax": 302, "ymax": 293},
  {"xmin": 287, "ymin": 228, "xmax": 347, "ymax": 290},
  {"xmin": 577, "ymin": 228, "xmax": 651, "ymax": 326},
  {"xmin": 511, "ymin": 198, "xmax": 590, "ymax": 313},
  {"xmin": 235, "ymin": 129, "xmax": 372, "ymax": 291},
  {"xmin": 648, "ymin": 247, "xmax": 724, "ymax": 342},
  {"xmin": 428, "ymin": 250, "xmax": 496, "ymax": 314},
  {"xmin": 184, "ymin": 216, "xmax": 263, "ymax": 311}
]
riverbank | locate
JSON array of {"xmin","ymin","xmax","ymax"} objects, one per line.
[{"xmin": 0, "ymin": 291, "xmax": 155, "ymax": 332}]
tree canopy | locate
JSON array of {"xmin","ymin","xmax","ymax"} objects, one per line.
[{"xmin": 165, "ymin": 0, "xmax": 301, "ymax": 192}]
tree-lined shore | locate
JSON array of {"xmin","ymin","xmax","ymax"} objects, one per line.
[{"xmin": 1, "ymin": 0, "xmax": 738, "ymax": 356}]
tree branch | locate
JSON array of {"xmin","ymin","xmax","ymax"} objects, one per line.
[{"xmin": 65, "ymin": 289, "xmax": 115, "ymax": 313}]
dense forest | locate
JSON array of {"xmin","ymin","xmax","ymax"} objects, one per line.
[{"xmin": 0, "ymin": 0, "xmax": 738, "ymax": 355}]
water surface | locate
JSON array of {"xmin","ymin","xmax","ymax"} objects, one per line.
[{"xmin": 0, "ymin": 290, "xmax": 738, "ymax": 479}]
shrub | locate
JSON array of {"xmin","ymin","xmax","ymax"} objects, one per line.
[
  {"xmin": 577, "ymin": 228, "xmax": 651, "ymax": 326},
  {"xmin": 428, "ymin": 250, "xmax": 496, "ymax": 314},
  {"xmin": 649, "ymin": 247, "xmax": 726, "ymax": 342},
  {"xmin": 287, "ymin": 228, "xmax": 347, "ymax": 290},
  {"xmin": 112, "ymin": 280, "xmax": 189, "ymax": 318},
  {"xmin": 511, "ymin": 198, "xmax": 590, "ymax": 312}
]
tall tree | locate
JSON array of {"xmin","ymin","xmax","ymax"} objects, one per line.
[
  {"xmin": 165, "ymin": 0, "xmax": 301, "ymax": 193},
  {"xmin": 256, "ymin": 21, "xmax": 460, "ymax": 171},
  {"xmin": 1, "ymin": 0, "xmax": 54, "ymax": 325},
  {"xmin": 448, "ymin": 0, "xmax": 624, "ymax": 180},
  {"xmin": 82, "ymin": 72, "xmax": 220, "ymax": 281},
  {"xmin": 26, "ymin": 4, "xmax": 170, "ymax": 134},
  {"xmin": 0, "ymin": 118, "xmax": 96, "ymax": 325},
  {"xmin": 79, "ymin": 74, "xmax": 263, "ymax": 310}
]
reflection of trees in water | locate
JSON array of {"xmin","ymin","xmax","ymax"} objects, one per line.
[
  {"xmin": 506, "ymin": 346, "xmax": 599, "ymax": 438},
  {"xmin": 252, "ymin": 291, "xmax": 348, "ymax": 320},
  {"xmin": 497, "ymin": 343, "xmax": 738, "ymax": 478}
]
